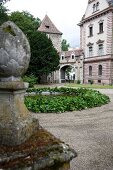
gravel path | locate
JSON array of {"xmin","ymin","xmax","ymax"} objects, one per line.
[{"xmin": 33, "ymin": 89, "xmax": 113, "ymax": 170}]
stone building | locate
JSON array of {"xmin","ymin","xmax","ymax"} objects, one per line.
[
  {"xmin": 38, "ymin": 15, "xmax": 83, "ymax": 83},
  {"xmin": 38, "ymin": 14, "xmax": 62, "ymax": 52},
  {"xmin": 79, "ymin": 0, "xmax": 113, "ymax": 84},
  {"xmin": 59, "ymin": 49, "xmax": 83, "ymax": 83}
]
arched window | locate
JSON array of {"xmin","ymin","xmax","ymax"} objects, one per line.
[
  {"xmin": 89, "ymin": 66, "xmax": 92, "ymax": 76},
  {"xmin": 98, "ymin": 65, "xmax": 102, "ymax": 76}
]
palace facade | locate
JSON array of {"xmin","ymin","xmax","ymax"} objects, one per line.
[{"xmin": 79, "ymin": 0, "xmax": 113, "ymax": 84}]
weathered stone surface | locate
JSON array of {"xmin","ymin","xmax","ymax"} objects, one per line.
[
  {"xmin": 0, "ymin": 82, "xmax": 39, "ymax": 146},
  {"xmin": 0, "ymin": 21, "xmax": 30, "ymax": 82},
  {"xmin": 0, "ymin": 128, "xmax": 77, "ymax": 170}
]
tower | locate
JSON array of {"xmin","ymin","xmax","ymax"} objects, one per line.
[{"xmin": 38, "ymin": 15, "xmax": 62, "ymax": 52}]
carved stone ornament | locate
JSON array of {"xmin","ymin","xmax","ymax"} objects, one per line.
[{"xmin": 0, "ymin": 21, "xmax": 30, "ymax": 82}]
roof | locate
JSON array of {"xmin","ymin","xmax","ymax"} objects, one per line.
[
  {"xmin": 38, "ymin": 15, "xmax": 62, "ymax": 35},
  {"xmin": 60, "ymin": 49, "xmax": 83, "ymax": 57},
  {"xmin": 88, "ymin": 0, "xmax": 113, "ymax": 5},
  {"xmin": 107, "ymin": 0, "xmax": 113, "ymax": 3}
]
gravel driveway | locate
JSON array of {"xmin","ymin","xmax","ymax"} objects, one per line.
[{"xmin": 34, "ymin": 89, "xmax": 113, "ymax": 170}]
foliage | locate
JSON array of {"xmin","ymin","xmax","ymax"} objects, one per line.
[
  {"xmin": 0, "ymin": 0, "xmax": 10, "ymax": 5},
  {"xmin": 77, "ymin": 80, "xmax": 81, "ymax": 84},
  {"xmin": 88, "ymin": 79, "xmax": 94, "ymax": 85},
  {"xmin": 9, "ymin": 11, "xmax": 40, "ymax": 36},
  {"xmin": 10, "ymin": 11, "xmax": 60, "ymax": 81},
  {"xmin": 65, "ymin": 66, "xmax": 72, "ymax": 79},
  {"xmin": 25, "ymin": 87, "xmax": 110, "ymax": 113},
  {"xmin": 61, "ymin": 39, "xmax": 70, "ymax": 51},
  {"xmin": 27, "ymin": 31, "xmax": 60, "ymax": 79},
  {"xmin": 0, "ymin": 4, "xmax": 9, "ymax": 25},
  {"xmin": 22, "ymin": 75, "xmax": 38, "ymax": 87}
]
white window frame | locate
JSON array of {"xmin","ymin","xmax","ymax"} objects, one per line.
[
  {"xmin": 89, "ymin": 46, "xmax": 93, "ymax": 57},
  {"xmin": 98, "ymin": 44, "xmax": 104, "ymax": 56}
]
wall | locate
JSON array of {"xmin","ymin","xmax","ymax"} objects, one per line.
[
  {"xmin": 84, "ymin": 59, "xmax": 113, "ymax": 84},
  {"xmin": 49, "ymin": 33, "xmax": 62, "ymax": 52}
]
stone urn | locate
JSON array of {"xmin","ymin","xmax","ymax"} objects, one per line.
[{"xmin": 0, "ymin": 21, "xmax": 30, "ymax": 82}]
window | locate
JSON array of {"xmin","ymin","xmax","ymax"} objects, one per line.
[
  {"xmin": 98, "ymin": 65, "xmax": 102, "ymax": 76},
  {"xmin": 89, "ymin": 46, "xmax": 93, "ymax": 57},
  {"xmin": 89, "ymin": 26, "xmax": 93, "ymax": 37},
  {"xmin": 96, "ymin": 2, "xmax": 99, "ymax": 11},
  {"xmin": 98, "ymin": 44, "xmax": 104, "ymax": 56},
  {"xmin": 61, "ymin": 55, "xmax": 64, "ymax": 60},
  {"xmin": 89, "ymin": 66, "xmax": 92, "ymax": 76},
  {"xmin": 93, "ymin": 2, "xmax": 99, "ymax": 12},
  {"xmin": 98, "ymin": 80, "xmax": 101, "ymax": 83},
  {"xmin": 93, "ymin": 4, "xmax": 96, "ymax": 12},
  {"xmin": 99, "ymin": 22, "xmax": 103, "ymax": 33},
  {"xmin": 72, "ymin": 55, "xmax": 74, "ymax": 59}
]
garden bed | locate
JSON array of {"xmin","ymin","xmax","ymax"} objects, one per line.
[{"xmin": 25, "ymin": 87, "xmax": 110, "ymax": 113}]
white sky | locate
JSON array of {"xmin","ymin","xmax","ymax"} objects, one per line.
[{"xmin": 5, "ymin": 0, "xmax": 88, "ymax": 48}]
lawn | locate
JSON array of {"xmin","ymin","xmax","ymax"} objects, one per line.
[{"xmin": 65, "ymin": 83, "xmax": 113, "ymax": 89}]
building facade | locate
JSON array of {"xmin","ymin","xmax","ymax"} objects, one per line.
[
  {"xmin": 38, "ymin": 15, "xmax": 83, "ymax": 83},
  {"xmin": 79, "ymin": 0, "xmax": 113, "ymax": 84},
  {"xmin": 59, "ymin": 49, "xmax": 83, "ymax": 83}
]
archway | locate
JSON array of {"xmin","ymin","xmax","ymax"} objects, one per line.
[{"xmin": 60, "ymin": 65, "xmax": 75, "ymax": 83}]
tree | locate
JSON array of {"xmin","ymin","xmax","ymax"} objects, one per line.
[
  {"xmin": 0, "ymin": 0, "xmax": 10, "ymax": 4},
  {"xmin": 10, "ymin": 11, "xmax": 40, "ymax": 36},
  {"xmin": 27, "ymin": 31, "xmax": 59, "ymax": 81},
  {"xmin": 61, "ymin": 39, "xmax": 70, "ymax": 51},
  {"xmin": 65, "ymin": 66, "xmax": 72, "ymax": 80},
  {"xmin": 0, "ymin": 4, "xmax": 9, "ymax": 25},
  {"xmin": 10, "ymin": 11, "xmax": 60, "ymax": 82}
]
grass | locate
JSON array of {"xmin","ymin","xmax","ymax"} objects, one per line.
[{"xmin": 65, "ymin": 83, "xmax": 113, "ymax": 89}]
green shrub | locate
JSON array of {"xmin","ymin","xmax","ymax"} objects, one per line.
[
  {"xmin": 25, "ymin": 87, "xmax": 110, "ymax": 113},
  {"xmin": 88, "ymin": 80, "xmax": 94, "ymax": 85},
  {"xmin": 77, "ymin": 80, "xmax": 81, "ymax": 84},
  {"xmin": 22, "ymin": 75, "xmax": 38, "ymax": 88}
]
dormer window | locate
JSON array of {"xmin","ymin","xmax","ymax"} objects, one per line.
[
  {"xmin": 93, "ymin": 4, "xmax": 96, "ymax": 12},
  {"xmin": 96, "ymin": 2, "xmax": 99, "ymax": 11},
  {"xmin": 93, "ymin": 2, "xmax": 99, "ymax": 13}
]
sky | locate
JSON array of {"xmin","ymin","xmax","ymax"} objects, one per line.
[{"xmin": 5, "ymin": 0, "xmax": 88, "ymax": 48}]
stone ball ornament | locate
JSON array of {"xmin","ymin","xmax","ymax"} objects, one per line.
[{"xmin": 0, "ymin": 21, "xmax": 31, "ymax": 82}]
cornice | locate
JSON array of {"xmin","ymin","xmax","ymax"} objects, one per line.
[
  {"xmin": 84, "ymin": 56, "xmax": 113, "ymax": 63},
  {"xmin": 78, "ymin": 6, "xmax": 113, "ymax": 26}
]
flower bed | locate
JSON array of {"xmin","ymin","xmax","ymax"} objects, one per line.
[{"xmin": 25, "ymin": 87, "xmax": 110, "ymax": 113}]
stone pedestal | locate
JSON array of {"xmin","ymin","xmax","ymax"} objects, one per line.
[
  {"xmin": 0, "ymin": 128, "xmax": 77, "ymax": 170},
  {"xmin": 0, "ymin": 82, "xmax": 39, "ymax": 146}
]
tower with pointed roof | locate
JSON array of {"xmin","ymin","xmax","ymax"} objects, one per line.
[
  {"xmin": 79, "ymin": 0, "xmax": 113, "ymax": 84},
  {"xmin": 38, "ymin": 15, "xmax": 62, "ymax": 52}
]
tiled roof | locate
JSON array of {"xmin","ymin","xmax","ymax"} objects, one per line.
[
  {"xmin": 38, "ymin": 15, "xmax": 62, "ymax": 35},
  {"xmin": 60, "ymin": 49, "xmax": 83, "ymax": 57}
]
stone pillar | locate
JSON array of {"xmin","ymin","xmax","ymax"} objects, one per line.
[
  {"xmin": 0, "ymin": 82, "xmax": 38, "ymax": 145},
  {"xmin": 0, "ymin": 21, "xmax": 39, "ymax": 146}
]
